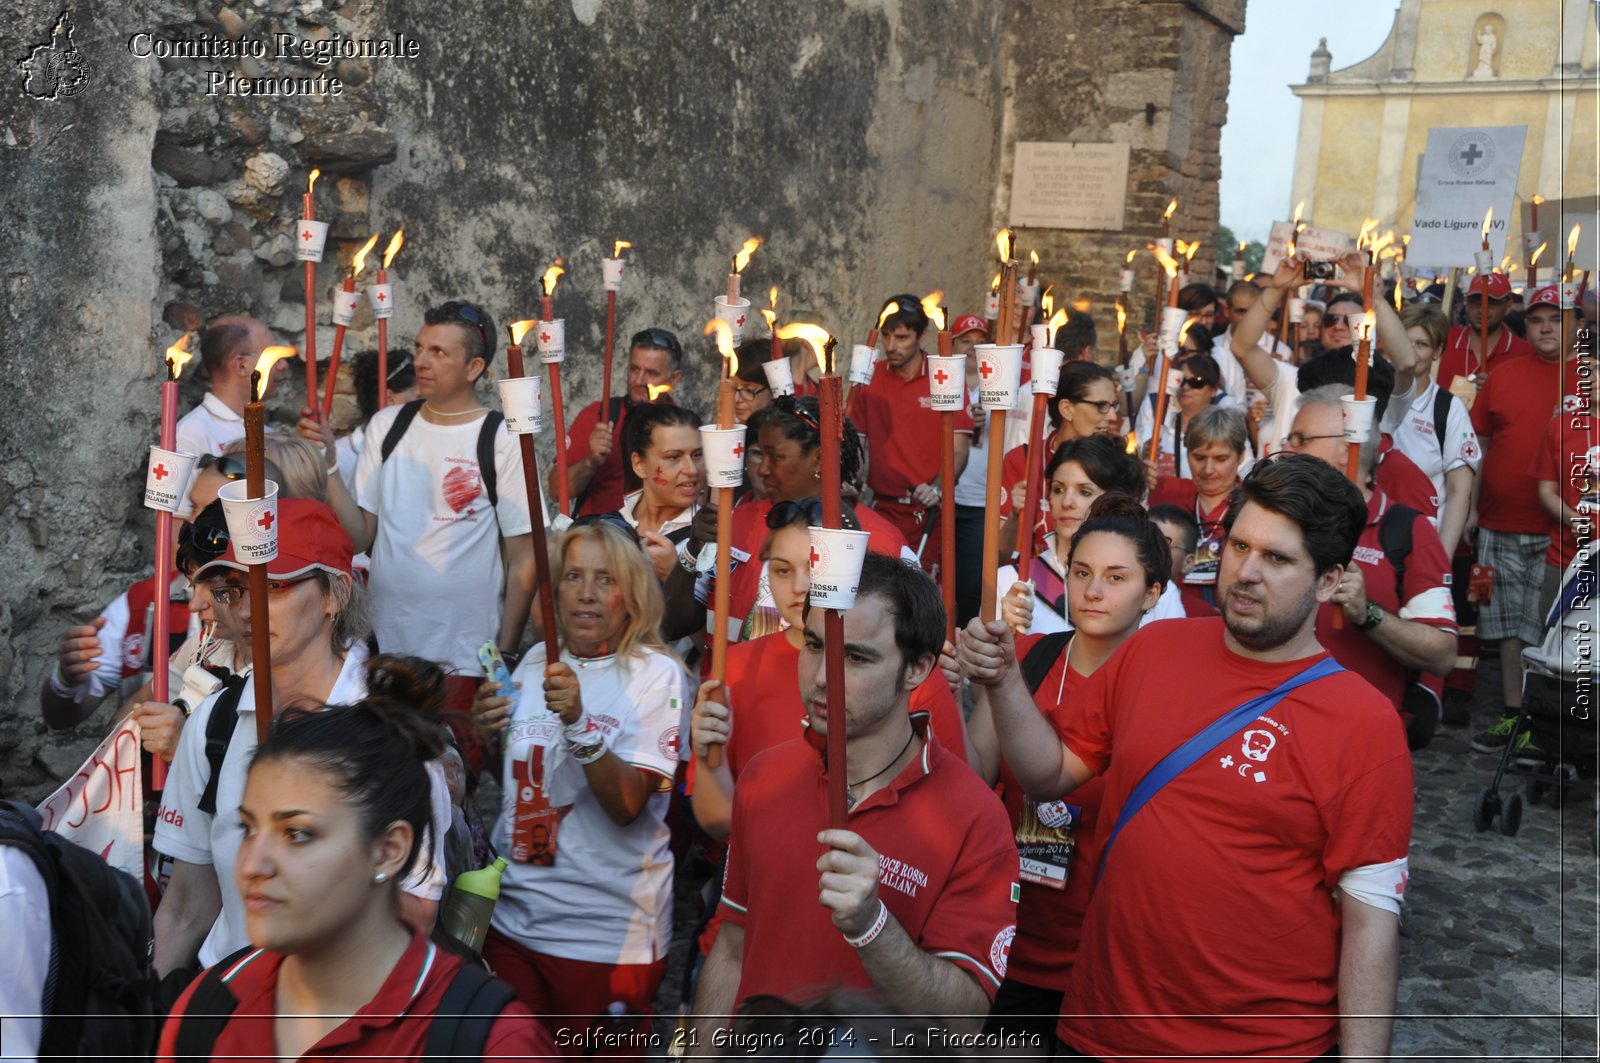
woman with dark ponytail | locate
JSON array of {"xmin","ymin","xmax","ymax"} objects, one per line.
[
  {"xmin": 158, "ymin": 655, "xmax": 553, "ymax": 1060},
  {"xmin": 962, "ymin": 494, "xmax": 1172, "ymax": 1045}
]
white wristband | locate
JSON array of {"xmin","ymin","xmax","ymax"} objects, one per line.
[
  {"xmin": 843, "ymin": 900, "xmax": 890, "ymax": 948},
  {"xmin": 570, "ymin": 738, "xmax": 609, "ymax": 765},
  {"xmin": 565, "ymin": 714, "xmax": 602, "ymax": 745}
]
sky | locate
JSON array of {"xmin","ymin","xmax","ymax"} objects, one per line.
[{"xmin": 1220, "ymin": 0, "xmax": 1405, "ymax": 243}]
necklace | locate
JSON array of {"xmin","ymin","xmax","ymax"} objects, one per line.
[
  {"xmin": 422, "ymin": 402, "xmax": 485, "ymax": 420},
  {"xmin": 845, "ymin": 729, "xmax": 918, "ymax": 807}
]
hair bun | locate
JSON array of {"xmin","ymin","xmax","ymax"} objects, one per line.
[
  {"xmin": 1086, "ymin": 491, "xmax": 1146, "ymax": 522},
  {"xmin": 364, "ymin": 654, "xmax": 448, "ymax": 716}
]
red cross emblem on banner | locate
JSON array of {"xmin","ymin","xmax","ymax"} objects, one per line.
[
  {"xmin": 301, "ymin": 230, "xmax": 314, "ymax": 242},
  {"xmin": 979, "ymin": 361, "xmax": 995, "ymax": 380},
  {"xmin": 257, "ymin": 510, "xmax": 275, "ymax": 531},
  {"xmin": 151, "ymin": 464, "xmax": 169, "ymax": 481},
  {"xmin": 933, "ymin": 368, "xmax": 949, "ymax": 385}
]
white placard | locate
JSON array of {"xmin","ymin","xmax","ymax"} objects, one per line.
[
  {"xmin": 1407, "ymin": 125, "xmax": 1528, "ymax": 269},
  {"xmin": 1260, "ymin": 222, "xmax": 1355, "ymax": 275},
  {"xmin": 35, "ymin": 718, "xmax": 145, "ymax": 880},
  {"xmin": 1009, "ymin": 142, "xmax": 1130, "ymax": 231}
]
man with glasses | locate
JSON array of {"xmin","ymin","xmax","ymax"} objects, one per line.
[{"xmin": 563, "ymin": 328, "xmax": 685, "ymax": 515}]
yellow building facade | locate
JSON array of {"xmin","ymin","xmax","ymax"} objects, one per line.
[{"xmin": 1289, "ymin": 0, "xmax": 1597, "ymax": 254}]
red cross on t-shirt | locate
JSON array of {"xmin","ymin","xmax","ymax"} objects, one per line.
[
  {"xmin": 257, "ymin": 510, "xmax": 275, "ymax": 531},
  {"xmin": 152, "ymin": 463, "xmax": 169, "ymax": 481}
]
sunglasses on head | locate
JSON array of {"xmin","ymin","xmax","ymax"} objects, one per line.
[
  {"xmin": 634, "ymin": 328, "xmax": 683, "ymax": 358},
  {"xmin": 209, "ymin": 454, "xmax": 286, "ymax": 485},
  {"xmin": 444, "ymin": 302, "xmax": 490, "ymax": 353},
  {"xmin": 385, "ymin": 351, "xmax": 414, "ymax": 384},
  {"xmin": 766, "ymin": 497, "xmax": 861, "ymax": 531},
  {"xmin": 570, "ymin": 512, "xmax": 643, "ymax": 547},
  {"xmin": 179, "ymin": 519, "xmax": 230, "ymax": 560}
]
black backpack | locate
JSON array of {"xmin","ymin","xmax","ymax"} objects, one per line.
[
  {"xmin": 1021, "ymin": 631, "xmax": 1074, "ymax": 694},
  {"xmin": 170, "ymin": 944, "xmax": 517, "ymax": 1060},
  {"xmin": 381, "ymin": 398, "xmax": 506, "ymax": 509},
  {"xmin": 1375, "ymin": 502, "xmax": 1444, "ymax": 751},
  {"xmin": 0, "ymin": 800, "xmax": 159, "ymax": 1059}
]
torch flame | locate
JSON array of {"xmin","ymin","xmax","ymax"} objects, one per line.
[
  {"xmin": 733, "ymin": 237, "xmax": 762, "ymax": 274},
  {"xmin": 1183, "ymin": 241, "xmax": 1200, "ymax": 263},
  {"xmin": 382, "ymin": 229, "xmax": 405, "ymax": 269},
  {"xmin": 509, "ymin": 320, "xmax": 537, "ymax": 346},
  {"xmin": 254, "ymin": 345, "xmax": 295, "ymax": 380},
  {"xmin": 542, "ymin": 259, "xmax": 566, "ymax": 296},
  {"xmin": 760, "ymin": 306, "xmax": 777, "ymax": 330},
  {"xmin": 1041, "ymin": 290, "xmax": 1054, "ymax": 317},
  {"xmin": 1568, "ymin": 223, "xmax": 1582, "ymax": 258},
  {"xmin": 1047, "ymin": 308, "xmax": 1069, "ymax": 346},
  {"xmin": 919, "ymin": 290, "xmax": 944, "ymax": 325},
  {"xmin": 996, "ymin": 228, "xmax": 1013, "ymax": 262},
  {"xmin": 768, "ymin": 286, "xmax": 779, "ymax": 311},
  {"xmin": 1178, "ymin": 317, "xmax": 1198, "ymax": 343},
  {"xmin": 166, "ymin": 332, "xmax": 195, "ymax": 377},
  {"xmin": 1116, "ymin": 304, "xmax": 1127, "ymax": 333},
  {"xmin": 1163, "ymin": 199, "xmax": 1178, "ymax": 222},
  {"xmin": 1125, "ymin": 431, "xmax": 1138, "ymax": 455},
  {"xmin": 704, "ymin": 317, "xmax": 737, "ymax": 375},
  {"xmin": 1238, "ymin": 240, "xmax": 1248, "ymax": 253},
  {"xmin": 1530, "ymin": 241, "xmax": 1548, "ymax": 267},
  {"xmin": 1533, "ymin": 194, "xmax": 1545, "ymax": 207},
  {"xmin": 1359, "ymin": 311, "xmax": 1376, "ymax": 343},
  {"xmin": 307, "ymin": 169, "xmax": 320, "ymax": 194},
  {"xmin": 350, "ymin": 233, "xmax": 380, "ymax": 277},
  {"xmin": 990, "ymin": 273, "xmax": 1001, "ymax": 292},
  {"xmin": 613, "ymin": 240, "xmax": 632, "ymax": 258},
  {"xmin": 1291, "ymin": 201, "xmax": 1305, "ymax": 225},
  {"xmin": 1481, "ymin": 206, "xmax": 1494, "ymax": 244},
  {"xmin": 877, "ymin": 301, "xmax": 901, "ymax": 330},
  {"xmin": 1356, "ymin": 217, "xmax": 1379, "ymax": 250},
  {"xmin": 1125, "ymin": 249, "xmax": 1137, "ymax": 265},
  {"xmin": 1029, "ymin": 249, "xmax": 1039, "ymax": 266},
  {"xmin": 648, "ymin": 383, "xmax": 674, "ymax": 400},
  {"xmin": 775, "ymin": 323, "xmax": 833, "ymax": 373},
  {"xmin": 1149, "ymin": 243, "xmax": 1180, "ymax": 278},
  {"xmin": 1371, "ymin": 230, "xmax": 1397, "ymax": 257}
]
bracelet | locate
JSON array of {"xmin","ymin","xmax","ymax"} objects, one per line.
[
  {"xmin": 570, "ymin": 739, "xmax": 608, "ymax": 765},
  {"xmin": 676, "ymin": 538, "xmax": 700, "ymax": 574},
  {"xmin": 565, "ymin": 714, "xmax": 602, "ymax": 745},
  {"xmin": 49, "ymin": 663, "xmax": 89, "ymax": 699},
  {"xmin": 842, "ymin": 900, "xmax": 889, "ymax": 948}
]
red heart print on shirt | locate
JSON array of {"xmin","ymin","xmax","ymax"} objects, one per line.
[{"xmin": 442, "ymin": 465, "xmax": 483, "ymax": 513}]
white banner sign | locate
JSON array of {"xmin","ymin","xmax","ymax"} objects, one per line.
[
  {"xmin": 1009, "ymin": 142, "xmax": 1130, "ymax": 231},
  {"xmin": 1260, "ymin": 221, "xmax": 1354, "ymax": 275},
  {"xmin": 1407, "ymin": 125, "xmax": 1528, "ymax": 269},
  {"xmin": 35, "ymin": 718, "xmax": 145, "ymax": 881}
]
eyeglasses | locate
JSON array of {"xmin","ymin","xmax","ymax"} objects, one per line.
[
  {"xmin": 570, "ymin": 512, "xmax": 643, "ymax": 546},
  {"xmin": 206, "ymin": 574, "xmax": 317, "ymax": 607},
  {"xmin": 1074, "ymin": 399, "xmax": 1117, "ymax": 415},
  {"xmin": 733, "ymin": 384, "xmax": 769, "ymax": 401},
  {"xmin": 1284, "ymin": 431, "xmax": 1346, "ymax": 449},
  {"xmin": 775, "ymin": 397, "xmax": 822, "ymax": 434},
  {"xmin": 766, "ymin": 497, "xmax": 861, "ymax": 531}
]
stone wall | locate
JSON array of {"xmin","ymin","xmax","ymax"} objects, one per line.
[{"xmin": 0, "ymin": 0, "xmax": 1240, "ymax": 798}]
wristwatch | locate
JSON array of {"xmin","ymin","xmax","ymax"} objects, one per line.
[{"xmin": 1354, "ymin": 601, "xmax": 1385, "ymax": 631}]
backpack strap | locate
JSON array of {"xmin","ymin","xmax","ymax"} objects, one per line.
[
  {"xmin": 1432, "ymin": 386, "xmax": 1453, "ymax": 457},
  {"xmin": 170, "ymin": 946, "xmax": 255, "ymax": 1060},
  {"xmin": 1376, "ymin": 502, "xmax": 1418, "ymax": 605},
  {"xmin": 198, "ymin": 676, "xmax": 248, "ymax": 817},
  {"xmin": 379, "ymin": 399, "xmax": 426, "ymax": 463},
  {"xmin": 1095, "ymin": 656, "xmax": 1345, "ymax": 883},
  {"xmin": 1020, "ymin": 631, "xmax": 1073, "ymax": 695},
  {"xmin": 422, "ymin": 962, "xmax": 517, "ymax": 1061},
  {"xmin": 476, "ymin": 411, "xmax": 505, "ymax": 510}
]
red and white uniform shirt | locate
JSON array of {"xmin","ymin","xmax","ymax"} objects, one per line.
[
  {"xmin": 853, "ymin": 358, "xmax": 974, "ymax": 500},
  {"xmin": 1438, "ymin": 324, "xmax": 1536, "ymax": 397}
]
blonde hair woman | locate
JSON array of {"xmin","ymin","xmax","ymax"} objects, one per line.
[{"xmin": 473, "ymin": 519, "xmax": 692, "ymax": 1048}]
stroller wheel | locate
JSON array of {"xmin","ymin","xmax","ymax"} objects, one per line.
[
  {"xmin": 1473, "ymin": 788, "xmax": 1498, "ymax": 832},
  {"xmin": 1499, "ymin": 792, "xmax": 1523, "ymax": 836}
]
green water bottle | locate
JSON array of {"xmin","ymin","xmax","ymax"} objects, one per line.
[{"xmin": 441, "ymin": 857, "xmax": 507, "ymax": 955}]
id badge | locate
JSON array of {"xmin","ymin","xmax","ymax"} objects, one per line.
[
  {"xmin": 1468, "ymin": 563, "xmax": 1496, "ymax": 604},
  {"xmin": 1015, "ymin": 798, "xmax": 1080, "ymax": 891},
  {"xmin": 511, "ymin": 744, "xmax": 562, "ymax": 866},
  {"xmin": 1448, "ymin": 375, "xmax": 1478, "ymax": 410}
]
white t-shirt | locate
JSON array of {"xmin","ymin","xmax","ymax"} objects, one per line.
[
  {"xmin": 954, "ymin": 385, "xmax": 993, "ymax": 508},
  {"xmin": 1380, "ymin": 380, "xmax": 1480, "ymax": 515},
  {"xmin": 153, "ymin": 645, "xmax": 450, "ymax": 967},
  {"xmin": 1254, "ymin": 359, "xmax": 1302, "ymax": 454},
  {"xmin": 490, "ymin": 645, "xmax": 690, "ymax": 965},
  {"xmin": 355, "ymin": 405, "xmax": 536, "ymax": 672},
  {"xmin": 176, "ymin": 393, "xmax": 247, "ymax": 459},
  {"xmin": 0, "ymin": 844, "xmax": 51, "ymax": 1061},
  {"xmin": 334, "ymin": 424, "xmax": 367, "ymax": 491}
]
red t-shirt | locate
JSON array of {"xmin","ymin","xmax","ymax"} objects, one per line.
[
  {"xmin": 853, "ymin": 357, "xmax": 974, "ymax": 498},
  {"xmin": 1147, "ymin": 477, "xmax": 1230, "ymax": 596},
  {"xmin": 1531, "ymin": 406, "xmax": 1597, "ymax": 568},
  {"xmin": 1315, "ymin": 492, "xmax": 1457, "ymax": 710},
  {"xmin": 722, "ymin": 632, "xmax": 967, "ymax": 778},
  {"xmin": 997, "ymin": 430, "xmax": 1056, "ymax": 557},
  {"xmin": 1437, "ymin": 324, "xmax": 1537, "ymax": 389},
  {"xmin": 563, "ymin": 398, "xmax": 675, "ymax": 516},
  {"xmin": 1375, "ymin": 440, "xmax": 1440, "ymax": 517},
  {"xmin": 1470, "ymin": 354, "xmax": 1568, "ymax": 533},
  {"xmin": 157, "ymin": 932, "xmax": 552, "ymax": 1061},
  {"xmin": 1054, "ymin": 618, "xmax": 1413, "ymax": 1061},
  {"xmin": 719, "ymin": 722, "xmax": 1018, "ymax": 1004},
  {"xmin": 999, "ymin": 637, "xmax": 1103, "ymax": 991}
]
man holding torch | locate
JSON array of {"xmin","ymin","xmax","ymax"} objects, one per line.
[{"xmin": 563, "ymin": 328, "xmax": 684, "ymax": 516}]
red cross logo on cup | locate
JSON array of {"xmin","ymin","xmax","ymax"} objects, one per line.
[
  {"xmin": 257, "ymin": 510, "xmax": 275, "ymax": 531},
  {"xmin": 810, "ymin": 546, "xmax": 821, "ymax": 566},
  {"xmin": 731, "ymin": 442, "xmax": 744, "ymax": 460},
  {"xmin": 152, "ymin": 463, "xmax": 169, "ymax": 481},
  {"xmin": 301, "ymin": 230, "xmax": 313, "ymax": 242},
  {"xmin": 540, "ymin": 332, "xmax": 552, "ymax": 343},
  {"xmin": 933, "ymin": 368, "xmax": 949, "ymax": 385},
  {"xmin": 376, "ymin": 291, "xmax": 387, "ymax": 302},
  {"xmin": 979, "ymin": 360, "xmax": 995, "ymax": 380},
  {"xmin": 735, "ymin": 315, "xmax": 746, "ymax": 327}
]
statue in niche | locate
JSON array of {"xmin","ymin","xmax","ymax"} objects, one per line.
[{"xmin": 1471, "ymin": 23, "xmax": 1498, "ymax": 79}]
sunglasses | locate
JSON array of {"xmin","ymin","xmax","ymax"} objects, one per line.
[
  {"xmin": 178, "ymin": 520, "xmax": 230, "ymax": 560},
  {"xmin": 633, "ymin": 328, "xmax": 683, "ymax": 358},
  {"xmin": 210, "ymin": 454, "xmax": 286, "ymax": 485},
  {"xmin": 1180, "ymin": 376, "xmax": 1213, "ymax": 390},
  {"xmin": 385, "ymin": 350, "xmax": 414, "ymax": 384},
  {"xmin": 766, "ymin": 497, "xmax": 861, "ymax": 531},
  {"xmin": 445, "ymin": 302, "xmax": 490, "ymax": 353},
  {"xmin": 570, "ymin": 512, "xmax": 643, "ymax": 546}
]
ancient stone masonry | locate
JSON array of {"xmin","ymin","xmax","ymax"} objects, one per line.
[{"xmin": 1, "ymin": 0, "xmax": 1239, "ymax": 795}]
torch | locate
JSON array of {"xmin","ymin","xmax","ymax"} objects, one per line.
[
  {"xmin": 1015, "ymin": 307, "xmax": 1068, "ymax": 582},
  {"xmin": 1019, "ymin": 250, "xmax": 1041, "ymax": 310},
  {"xmin": 979, "ymin": 229, "xmax": 1022, "ymax": 622},
  {"xmin": 297, "ymin": 171, "xmax": 326, "ymax": 421},
  {"xmin": 503, "ymin": 322, "xmax": 561, "ymax": 663},
  {"xmin": 538, "ymin": 260, "xmax": 571, "ymax": 515},
  {"xmin": 925, "ymin": 299, "xmax": 959, "ymax": 646},
  {"xmin": 847, "ymin": 301, "xmax": 896, "ymax": 421},
  {"xmin": 1345, "ymin": 231, "xmax": 1378, "ymax": 485},
  {"xmin": 760, "ymin": 289, "xmax": 798, "ymax": 398},
  {"xmin": 984, "ymin": 273, "xmax": 1001, "ymax": 331},
  {"xmin": 1147, "ymin": 243, "xmax": 1183, "ymax": 463},
  {"xmin": 244, "ymin": 346, "xmax": 295, "ymax": 742},
  {"xmin": 322, "ymin": 233, "xmax": 378, "ymax": 421},
  {"xmin": 600, "ymin": 241, "xmax": 630, "ymax": 428},
  {"xmin": 371, "ymin": 229, "xmax": 405, "ymax": 407},
  {"xmin": 143, "ymin": 332, "xmax": 197, "ymax": 787},
  {"xmin": 700, "ymin": 318, "xmax": 744, "ymax": 770},
  {"xmin": 716, "ymin": 237, "xmax": 762, "ymax": 348},
  {"xmin": 1477, "ymin": 208, "xmax": 1496, "ymax": 365},
  {"xmin": 1527, "ymin": 195, "xmax": 1544, "ymax": 286}
]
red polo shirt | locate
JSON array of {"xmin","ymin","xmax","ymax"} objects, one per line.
[
  {"xmin": 719, "ymin": 719, "xmax": 1018, "ymax": 1005},
  {"xmin": 1375, "ymin": 439, "xmax": 1441, "ymax": 516},
  {"xmin": 722, "ymin": 632, "xmax": 967, "ymax": 777},
  {"xmin": 1315, "ymin": 491, "xmax": 1457, "ymax": 710},
  {"xmin": 1532, "ymin": 404, "xmax": 1596, "ymax": 569},
  {"xmin": 853, "ymin": 357, "xmax": 974, "ymax": 499},
  {"xmin": 1471, "ymin": 354, "xmax": 1569, "ymax": 533},
  {"xmin": 1438, "ymin": 324, "xmax": 1537, "ymax": 389},
  {"xmin": 564, "ymin": 398, "xmax": 678, "ymax": 516},
  {"xmin": 158, "ymin": 932, "xmax": 552, "ymax": 1061}
]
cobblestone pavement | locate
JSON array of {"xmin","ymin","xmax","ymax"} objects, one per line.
[{"xmin": 1394, "ymin": 652, "xmax": 1598, "ymax": 1062}]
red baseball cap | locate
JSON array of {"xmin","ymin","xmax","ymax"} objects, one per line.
[
  {"xmin": 951, "ymin": 314, "xmax": 988, "ymax": 338},
  {"xmin": 1466, "ymin": 273, "xmax": 1512, "ymax": 300},
  {"xmin": 196, "ymin": 497, "xmax": 355, "ymax": 580},
  {"xmin": 1526, "ymin": 284, "xmax": 1562, "ymax": 310}
]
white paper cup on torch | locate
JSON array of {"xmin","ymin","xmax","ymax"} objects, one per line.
[
  {"xmin": 714, "ymin": 296, "xmax": 751, "ymax": 346},
  {"xmin": 368, "ymin": 283, "xmax": 394, "ymax": 320},
  {"xmin": 927, "ymin": 355, "xmax": 966, "ymax": 411},
  {"xmin": 1473, "ymin": 250, "xmax": 1494, "ymax": 273},
  {"xmin": 332, "ymin": 288, "xmax": 360, "ymax": 327},
  {"xmin": 295, "ymin": 220, "xmax": 329, "ymax": 263},
  {"xmin": 1119, "ymin": 269, "xmax": 1134, "ymax": 293},
  {"xmin": 1031, "ymin": 346, "xmax": 1064, "ymax": 396},
  {"xmin": 848, "ymin": 344, "xmax": 878, "ymax": 387},
  {"xmin": 1155, "ymin": 238, "xmax": 1174, "ymax": 258},
  {"xmin": 535, "ymin": 319, "xmax": 566, "ymax": 365},
  {"xmin": 602, "ymin": 258, "xmax": 626, "ymax": 292},
  {"xmin": 1288, "ymin": 297, "xmax": 1306, "ymax": 324},
  {"xmin": 1340, "ymin": 396, "xmax": 1378, "ymax": 444},
  {"xmin": 975, "ymin": 343, "xmax": 1025, "ymax": 411},
  {"xmin": 143, "ymin": 446, "xmax": 199, "ymax": 514},
  {"xmin": 217, "ymin": 479, "xmax": 280, "ymax": 565},
  {"xmin": 700, "ymin": 424, "xmax": 748, "ymax": 489},
  {"xmin": 983, "ymin": 291, "xmax": 1000, "ymax": 320},
  {"xmin": 1559, "ymin": 281, "xmax": 1580, "ymax": 310},
  {"xmin": 1018, "ymin": 278, "xmax": 1040, "ymax": 307},
  {"xmin": 762, "ymin": 359, "xmax": 796, "ymax": 398},
  {"xmin": 807, "ymin": 526, "xmax": 872, "ymax": 610},
  {"xmin": 496, "ymin": 376, "xmax": 543, "ymax": 434},
  {"xmin": 1158, "ymin": 306, "xmax": 1188, "ymax": 356},
  {"xmin": 1164, "ymin": 366, "xmax": 1184, "ymax": 397},
  {"xmin": 1523, "ymin": 231, "xmax": 1544, "ymax": 258},
  {"xmin": 1116, "ymin": 365, "xmax": 1139, "ymax": 394},
  {"xmin": 1030, "ymin": 323, "xmax": 1050, "ymax": 351}
]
